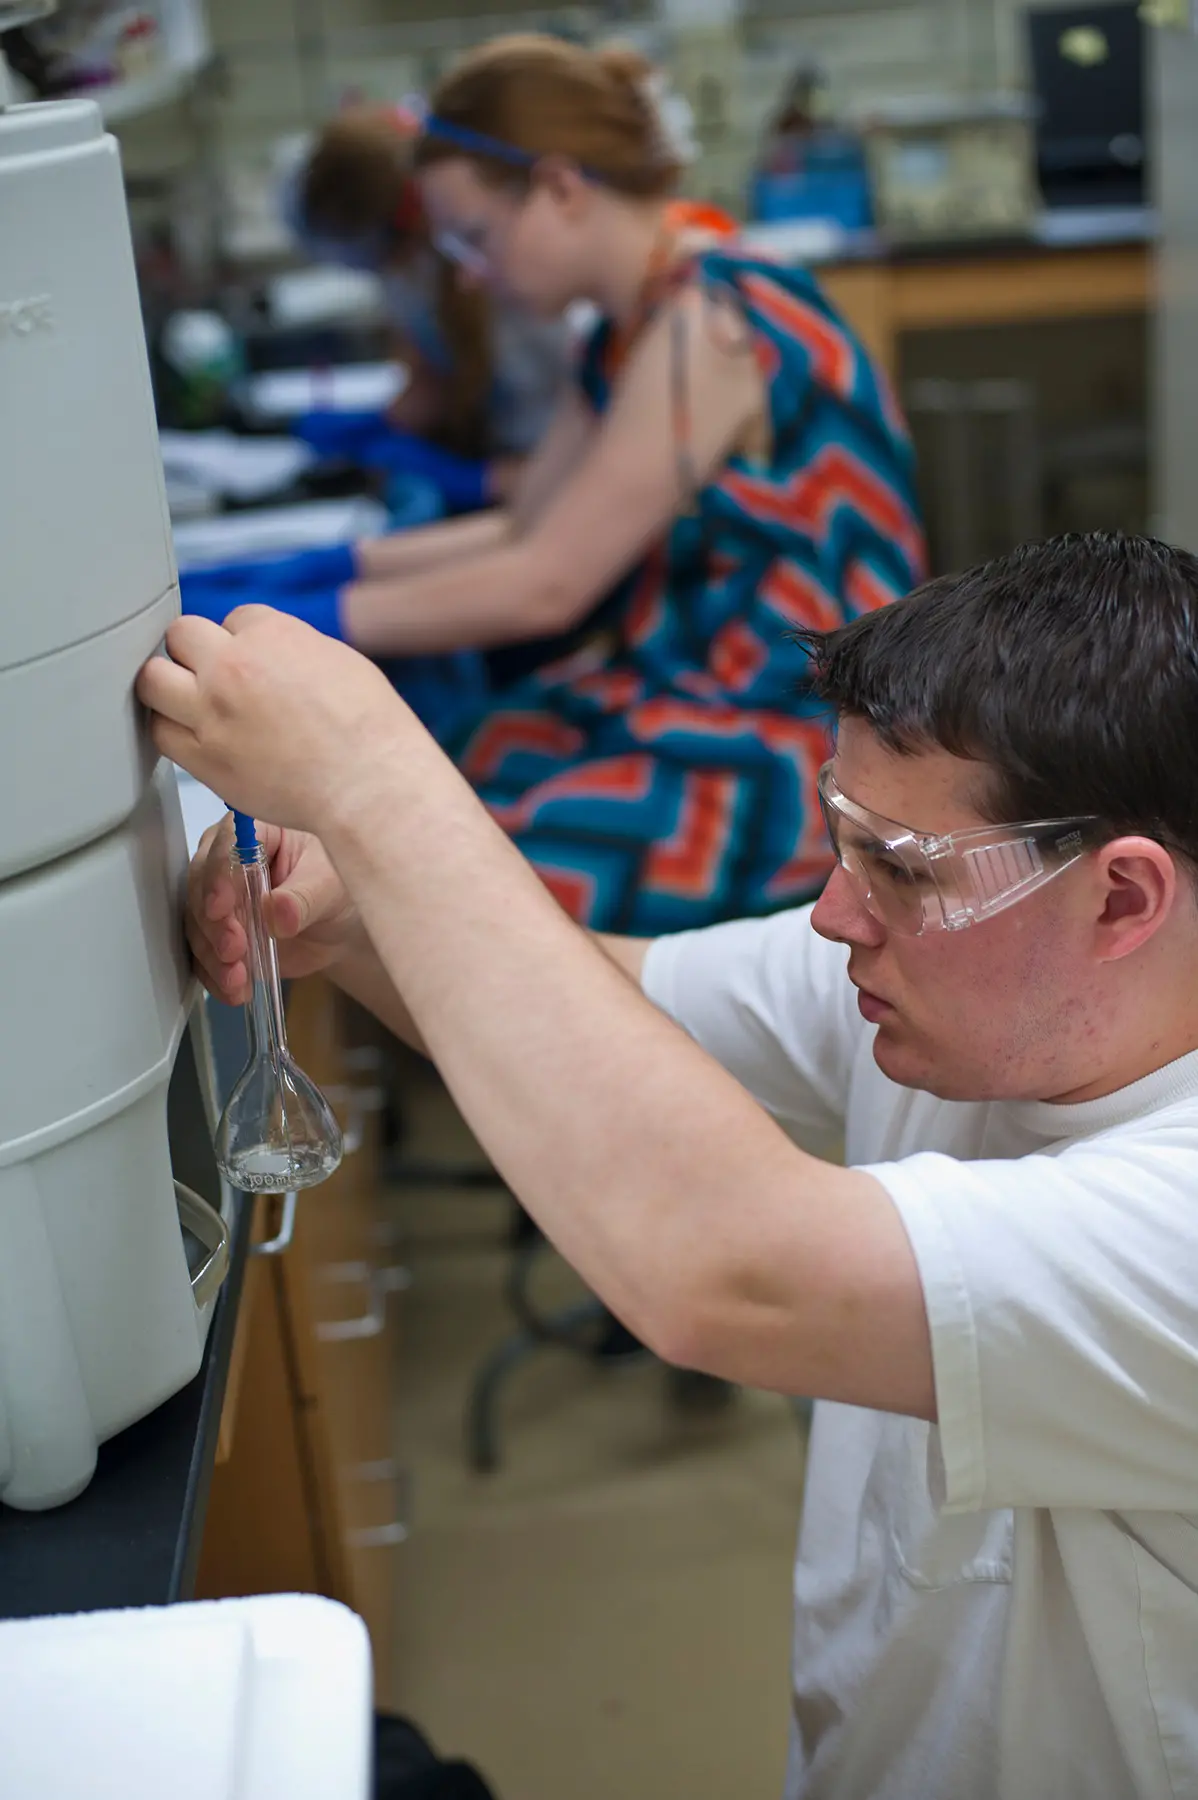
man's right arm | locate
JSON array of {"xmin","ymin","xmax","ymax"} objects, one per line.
[{"xmin": 595, "ymin": 933, "xmax": 652, "ymax": 986}]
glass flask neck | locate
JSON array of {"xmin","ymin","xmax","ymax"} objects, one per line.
[{"xmin": 237, "ymin": 848, "xmax": 291, "ymax": 1067}]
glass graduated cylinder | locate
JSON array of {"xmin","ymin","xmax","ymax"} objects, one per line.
[{"xmin": 214, "ymin": 842, "xmax": 344, "ymax": 1193}]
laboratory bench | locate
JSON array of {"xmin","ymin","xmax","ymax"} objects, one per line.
[
  {"xmin": 749, "ymin": 204, "xmax": 1155, "ymax": 379},
  {"xmin": 0, "ymin": 973, "xmax": 406, "ymax": 1700}
]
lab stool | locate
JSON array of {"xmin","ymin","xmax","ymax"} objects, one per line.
[
  {"xmin": 382, "ymin": 1133, "xmax": 623, "ymax": 1472},
  {"xmin": 384, "ymin": 1112, "xmax": 735, "ymax": 1472}
]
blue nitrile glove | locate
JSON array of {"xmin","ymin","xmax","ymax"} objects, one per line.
[
  {"xmin": 293, "ymin": 409, "xmax": 387, "ymax": 462},
  {"xmin": 180, "ymin": 571, "xmax": 346, "ymax": 642},
  {"xmin": 178, "ymin": 542, "xmax": 356, "ymax": 600},
  {"xmin": 295, "ymin": 410, "xmax": 488, "ymax": 511},
  {"xmin": 373, "ymin": 434, "xmax": 488, "ymax": 511},
  {"xmin": 254, "ymin": 542, "xmax": 356, "ymax": 591}
]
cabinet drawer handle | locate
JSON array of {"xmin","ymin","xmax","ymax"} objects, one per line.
[
  {"xmin": 348, "ymin": 1521, "xmax": 409, "ymax": 1549},
  {"xmin": 316, "ymin": 1261, "xmax": 408, "ymax": 1341},
  {"xmin": 352, "ymin": 1457, "xmax": 401, "ymax": 1483},
  {"xmin": 316, "ymin": 1261, "xmax": 384, "ymax": 1341},
  {"xmin": 347, "ymin": 1462, "xmax": 411, "ymax": 1550},
  {"xmin": 251, "ymin": 1190, "xmax": 298, "ymax": 1258},
  {"xmin": 325, "ymin": 1082, "xmax": 387, "ymax": 1157}
]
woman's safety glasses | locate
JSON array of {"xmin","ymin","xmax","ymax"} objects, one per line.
[
  {"xmin": 817, "ymin": 764, "xmax": 1103, "ymax": 936},
  {"xmin": 432, "ymin": 225, "xmax": 493, "ymax": 278}
]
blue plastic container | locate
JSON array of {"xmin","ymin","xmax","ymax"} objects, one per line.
[{"xmin": 751, "ymin": 168, "xmax": 872, "ymax": 229}]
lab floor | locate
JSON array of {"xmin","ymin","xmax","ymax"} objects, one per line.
[{"xmin": 380, "ymin": 1061, "xmax": 806, "ymax": 1800}]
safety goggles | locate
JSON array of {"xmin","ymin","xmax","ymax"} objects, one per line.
[
  {"xmin": 431, "ymin": 225, "xmax": 494, "ymax": 277},
  {"xmin": 817, "ymin": 763, "xmax": 1103, "ymax": 936},
  {"xmin": 421, "ymin": 112, "xmax": 597, "ymax": 280}
]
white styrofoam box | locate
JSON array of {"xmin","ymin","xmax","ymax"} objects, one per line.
[
  {"xmin": 0, "ymin": 102, "xmax": 175, "ymax": 670},
  {"xmin": 0, "ymin": 1595, "xmax": 372, "ymax": 1800},
  {"xmin": 172, "ymin": 496, "xmax": 389, "ymax": 568}
]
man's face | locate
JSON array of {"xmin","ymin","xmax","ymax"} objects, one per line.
[{"xmin": 810, "ymin": 719, "xmax": 1101, "ymax": 1103}]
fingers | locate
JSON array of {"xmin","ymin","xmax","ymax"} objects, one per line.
[
  {"xmin": 162, "ymin": 613, "xmax": 231, "ymax": 669},
  {"xmin": 137, "ymin": 615, "xmax": 255, "ymax": 733},
  {"xmin": 267, "ymin": 838, "xmax": 336, "ymax": 937},
  {"xmin": 149, "ymin": 716, "xmax": 205, "ymax": 777},
  {"xmin": 186, "ymin": 818, "xmax": 250, "ymax": 1004},
  {"xmin": 136, "ymin": 653, "xmax": 199, "ymax": 728},
  {"xmin": 186, "ymin": 910, "xmax": 249, "ymax": 1005},
  {"xmin": 267, "ymin": 885, "xmax": 307, "ymax": 939},
  {"xmin": 221, "ymin": 602, "xmax": 287, "ymax": 637}
]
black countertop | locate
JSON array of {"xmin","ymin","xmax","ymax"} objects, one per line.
[{"xmin": 0, "ymin": 1000, "xmax": 252, "ymax": 1620}]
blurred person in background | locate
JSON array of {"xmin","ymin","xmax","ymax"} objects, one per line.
[
  {"xmin": 186, "ymin": 34, "xmax": 924, "ymax": 935},
  {"xmin": 284, "ymin": 99, "xmax": 575, "ymax": 506}
]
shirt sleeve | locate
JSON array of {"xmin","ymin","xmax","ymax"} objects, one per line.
[
  {"xmin": 871, "ymin": 1119, "xmax": 1198, "ymax": 1513},
  {"xmin": 640, "ymin": 905, "xmax": 863, "ymax": 1146}
]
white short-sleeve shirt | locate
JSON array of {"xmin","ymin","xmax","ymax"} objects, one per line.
[{"xmin": 642, "ymin": 905, "xmax": 1198, "ymax": 1800}]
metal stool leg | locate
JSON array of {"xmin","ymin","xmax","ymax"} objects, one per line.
[{"xmin": 465, "ymin": 1235, "xmax": 616, "ymax": 1473}]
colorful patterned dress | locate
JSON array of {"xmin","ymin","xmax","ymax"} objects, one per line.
[{"xmin": 439, "ymin": 247, "xmax": 927, "ymax": 935}]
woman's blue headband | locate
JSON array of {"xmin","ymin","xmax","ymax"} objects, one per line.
[
  {"xmin": 420, "ymin": 113, "xmax": 602, "ymax": 183},
  {"xmin": 421, "ymin": 114, "xmax": 537, "ymax": 167}
]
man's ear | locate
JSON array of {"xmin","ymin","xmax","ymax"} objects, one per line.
[{"xmin": 1093, "ymin": 837, "xmax": 1178, "ymax": 961}]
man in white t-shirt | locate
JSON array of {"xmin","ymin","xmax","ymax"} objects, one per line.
[{"xmin": 147, "ymin": 531, "xmax": 1198, "ymax": 1798}]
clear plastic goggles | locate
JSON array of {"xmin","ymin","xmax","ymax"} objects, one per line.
[{"xmin": 817, "ymin": 763, "xmax": 1102, "ymax": 936}]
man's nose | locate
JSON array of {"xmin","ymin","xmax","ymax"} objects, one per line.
[{"xmin": 811, "ymin": 864, "xmax": 887, "ymax": 949}]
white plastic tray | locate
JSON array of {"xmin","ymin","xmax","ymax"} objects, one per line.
[{"xmin": 0, "ymin": 1594, "xmax": 371, "ymax": 1800}]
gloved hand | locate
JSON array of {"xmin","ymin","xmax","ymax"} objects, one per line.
[
  {"xmin": 180, "ymin": 570, "xmax": 346, "ymax": 643},
  {"xmin": 179, "ymin": 542, "xmax": 357, "ymax": 597},
  {"xmin": 292, "ymin": 409, "xmax": 386, "ymax": 463},
  {"xmin": 295, "ymin": 409, "xmax": 489, "ymax": 512},
  {"xmin": 375, "ymin": 433, "xmax": 489, "ymax": 512}
]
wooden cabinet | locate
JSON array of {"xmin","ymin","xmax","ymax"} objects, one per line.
[{"xmin": 195, "ymin": 977, "xmax": 405, "ymax": 1701}]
